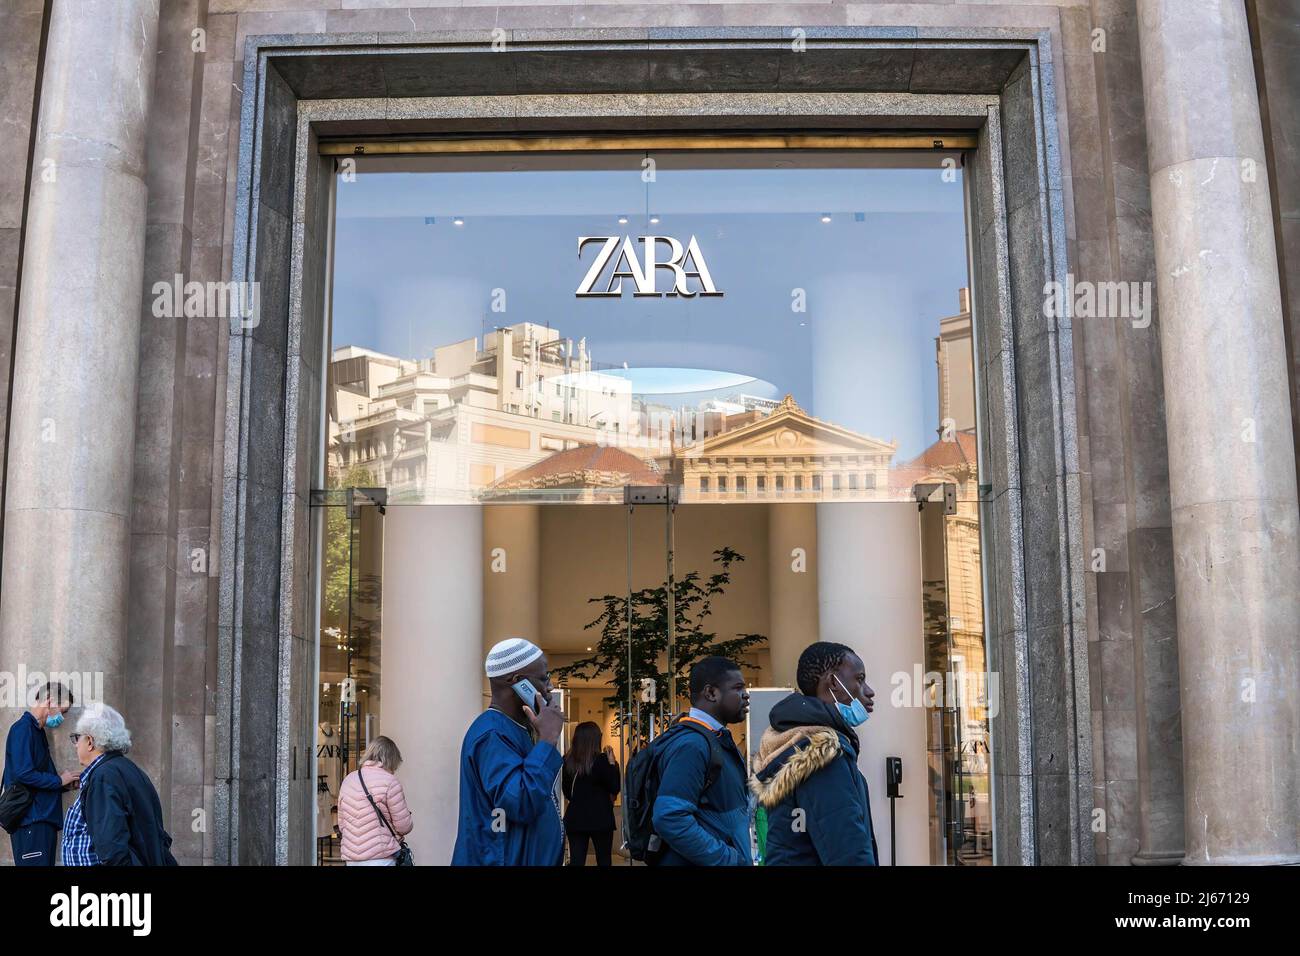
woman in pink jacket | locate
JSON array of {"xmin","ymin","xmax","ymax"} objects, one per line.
[{"xmin": 337, "ymin": 736, "xmax": 413, "ymax": 865}]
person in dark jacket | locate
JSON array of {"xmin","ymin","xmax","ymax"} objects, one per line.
[
  {"xmin": 650, "ymin": 656, "xmax": 752, "ymax": 866},
  {"xmin": 561, "ymin": 721, "xmax": 621, "ymax": 866},
  {"xmin": 751, "ymin": 641, "xmax": 879, "ymax": 866},
  {"xmin": 3, "ymin": 681, "xmax": 78, "ymax": 865},
  {"xmin": 65, "ymin": 704, "xmax": 177, "ymax": 866}
]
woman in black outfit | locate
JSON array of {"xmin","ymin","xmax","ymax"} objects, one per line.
[{"xmin": 562, "ymin": 721, "xmax": 621, "ymax": 866}]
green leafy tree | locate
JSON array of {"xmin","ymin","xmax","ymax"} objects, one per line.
[
  {"xmin": 553, "ymin": 546, "xmax": 766, "ymax": 743},
  {"xmin": 322, "ymin": 464, "xmax": 375, "ymax": 628}
]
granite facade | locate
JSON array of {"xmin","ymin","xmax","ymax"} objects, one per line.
[{"xmin": 1, "ymin": 0, "xmax": 1297, "ymax": 867}]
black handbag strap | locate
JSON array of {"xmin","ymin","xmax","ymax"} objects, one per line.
[{"xmin": 357, "ymin": 768, "xmax": 401, "ymax": 843}]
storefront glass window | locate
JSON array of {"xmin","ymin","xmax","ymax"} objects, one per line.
[{"xmin": 314, "ymin": 146, "xmax": 992, "ymax": 866}]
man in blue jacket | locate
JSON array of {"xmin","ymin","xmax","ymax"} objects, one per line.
[
  {"xmin": 751, "ymin": 641, "xmax": 879, "ymax": 865},
  {"xmin": 3, "ymin": 682, "xmax": 78, "ymax": 865},
  {"xmin": 452, "ymin": 638, "xmax": 566, "ymax": 866},
  {"xmin": 651, "ymin": 656, "xmax": 752, "ymax": 866}
]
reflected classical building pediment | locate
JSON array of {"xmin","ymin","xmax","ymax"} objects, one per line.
[
  {"xmin": 681, "ymin": 395, "xmax": 899, "ymax": 501},
  {"xmin": 686, "ymin": 394, "xmax": 898, "ymax": 460}
]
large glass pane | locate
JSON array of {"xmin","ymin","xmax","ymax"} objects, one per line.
[
  {"xmin": 328, "ymin": 150, "xmax": 975, "ymax": 504},
  {"xmin": 315, "ymin": 146, "xmax": 991, "ymax": 866}
]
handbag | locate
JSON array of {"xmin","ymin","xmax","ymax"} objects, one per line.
[
  {"xmin": 357, "ymin": 769, "xmax": 414, "ymax": 866},
  {"xmin": 0, "ymin": 782, "xmax": 34, "ymax": 834}
]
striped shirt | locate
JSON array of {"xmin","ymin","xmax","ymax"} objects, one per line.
[{"xmin": 62, "ymin": 754, "xmax": 107, "ymax": 866}]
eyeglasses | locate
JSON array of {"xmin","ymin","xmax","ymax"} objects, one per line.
[{"xmin": 68, "ymin": 733, "xmax": 85, "ymax": 745}]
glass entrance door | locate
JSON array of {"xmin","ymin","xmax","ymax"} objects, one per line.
[
  {"xmin": 311, "ymin": 486, "xmax": 385, "ymax": 865},
  {"xmin": 919, "ymin": 482, "xmax": 992, "ymax": 864}
]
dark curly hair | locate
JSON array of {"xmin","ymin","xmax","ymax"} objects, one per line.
[
  {"xmin": 796, "ymin": 641, "xmax": 855, "ymax": 696},
  {"xmin": 689, "ymin": 655, "xmax": 741, "ymax": 703}
]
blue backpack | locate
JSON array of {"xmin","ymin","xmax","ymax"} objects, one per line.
[{"xmin": 622, "ymin": 718, "xmax": 724, "ymax": 864}]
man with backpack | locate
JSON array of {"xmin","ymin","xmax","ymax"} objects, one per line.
[
  {"xmin": 1, "ymin": 681, "xmax": 78, "ymax": 865},
  {"xmin": 631, "ymin": 656, "xmax": 751, "ymax": 866}
]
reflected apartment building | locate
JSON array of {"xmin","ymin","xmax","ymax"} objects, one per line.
[{"xmin": 326, "ymin": 310, "xmax": 981, "ymax": 505}]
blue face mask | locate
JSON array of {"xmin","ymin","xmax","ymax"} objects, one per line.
[
  {"xmin": 830, "ymin": 675, "xmax": 869, "ymax": 727},
  {"xmin": 45, "ymin": 713, "xmax": 64, "ymax": 729}
]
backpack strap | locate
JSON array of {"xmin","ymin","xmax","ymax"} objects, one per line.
[{"xmin": 672, "ymin": 719, "xmax": 726, "ymax": 792}]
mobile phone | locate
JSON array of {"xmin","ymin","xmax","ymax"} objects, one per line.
[{"xmin": 512, "ymin": 678, "xmax": 543, "ymax": 711}]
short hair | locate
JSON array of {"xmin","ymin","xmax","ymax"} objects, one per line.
[
  {"xmin": 36, "ymin": 682, "xmax": 73, "ymax": 708},
  {"xmin": 361, "ymin": 735, "xmax": 402, "ymax": 773},
  {"xmin": 689, "ymin": 656, "xmax": 740, "ymax": 702},
  {"xmin": 75, "ymin": 704, "xmax": 131, "ymax": 754},
  {"xmin": 796, "ymin": 642, "xmax": 856, "ymax": 696}
]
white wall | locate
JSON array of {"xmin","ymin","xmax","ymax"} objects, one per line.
[
  {"xmin": 381, "ymin": 506, "xmax": 484, "ymax": 865},
  {"xmin": 817, "ymin": 503, "xmax": 928, "ymax": 865}
]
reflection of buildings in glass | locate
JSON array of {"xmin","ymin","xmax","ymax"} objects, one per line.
[
  {"xmin": 328, "ymin": 322, "xmax": 650, "ymax": 499},
  {"xmin": 327, "ymin": 322, "xmax": 910, "ymax": 502},
  {"xmin": 480, "ymin": 443, "xmax": 665, "ymax": 502},
  {"xmin": 900, "ymin": 287, "xmax": 990, "ymax": 861},
  {"xmin": 327, "ymin": 292, "xmax": 979, "ymax": 506},
  {"xmin": 680, "ymin": 394, "xmax": 898, "ymax": 501},
  {"xmin": 936, "ymin": 287, "xmax": 975, "ymax": 434}
]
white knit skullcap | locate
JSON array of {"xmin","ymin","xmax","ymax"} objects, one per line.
[{"xmin": 485, "ymin": 638, "xmax": 543, "ymax": 678}]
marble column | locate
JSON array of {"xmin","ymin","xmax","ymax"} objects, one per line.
[
  {"xmin": 0, "ymin": 1, "xmax": 159, "ymax": 720},
  {"xmin": 1138, "ymin": 0, "xmax": 1300, "ymax": 864}
]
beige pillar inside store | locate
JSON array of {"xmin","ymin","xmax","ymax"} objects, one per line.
[
  {"xmin": 1138, "ymin": 0, "xmax": 1300, "ymax": 865},
  {"xmin": 381, "ymin": 506, "xmax": 483, "ymax": 864},
  {"xmin": 766, "ymin": 503, "xmax": 820, "ymax": 688},
  {"xmin": 817, "ymin": 503, "xmax": 927, "ymax": 865},
  {"xmin": 482, "ymin": 505, "xmax": 543, "ymax": 687}
]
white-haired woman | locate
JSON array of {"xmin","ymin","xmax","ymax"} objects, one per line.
[
  {"xmin": 63, "ymin": 705, "xmax": 177, "ymax": 866},
  {"xmin": 337, "ymin": 736, "xmax": 413, "ymax": 865}
]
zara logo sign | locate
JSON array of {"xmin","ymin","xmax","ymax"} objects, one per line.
[{"xmin": 576, "ymin": 235, "xmax": 723, "ymax": 298}]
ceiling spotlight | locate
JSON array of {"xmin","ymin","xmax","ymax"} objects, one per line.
[
  {"xmin": 820, "ymin": 213, "xmax": 832, "ymax": 223},
  {"xmin": 649, "ymin": 215, "xmax": 660, "ymax": 224},
  {"xmin": 586, "ymin": 646, "xmax": 593, "ymax": 651},
  {"xmin": 453, "ymin": 216, "xmax": 465, "ymax": 226},
  {"xmin": 618, "ymin": 216, "xmax": 628, "ymax": 224}
]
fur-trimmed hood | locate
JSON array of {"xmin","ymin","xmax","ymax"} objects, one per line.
[{"xmin": 749, "ymin": 725, "xmax": 842, "ymax": 809}]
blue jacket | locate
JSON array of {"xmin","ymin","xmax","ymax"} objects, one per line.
[
  {"xmin": 79, "ymin": 752, "xmax": 177, "ymax": 865},
  {"xmin": 651, "ymin": 720, "xmax": 751, "ymax": 866},
  {"xmin": 2, "ymin": 713, "xmax": 64, "ymax": 828},
  {"xmin": 751, "ymin": 693, "xmax": 878, "ymax": 866},
  {"xmin": 452, "ymin": 709, "xmax": 564, "ymax": 866}
]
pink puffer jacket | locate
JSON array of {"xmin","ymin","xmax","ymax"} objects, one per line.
[{"xmin": 338, "ymin": 762, "xmax": 414, "ymax": 861}]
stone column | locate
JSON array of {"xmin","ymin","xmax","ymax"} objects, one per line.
[
  {"xmin": 1138, "ymin": 0, "xmax": 1300, "ymax": 864},
  {"xmin": 0, "ymin": 1, "xmax": 159, "ymax": 718}
]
